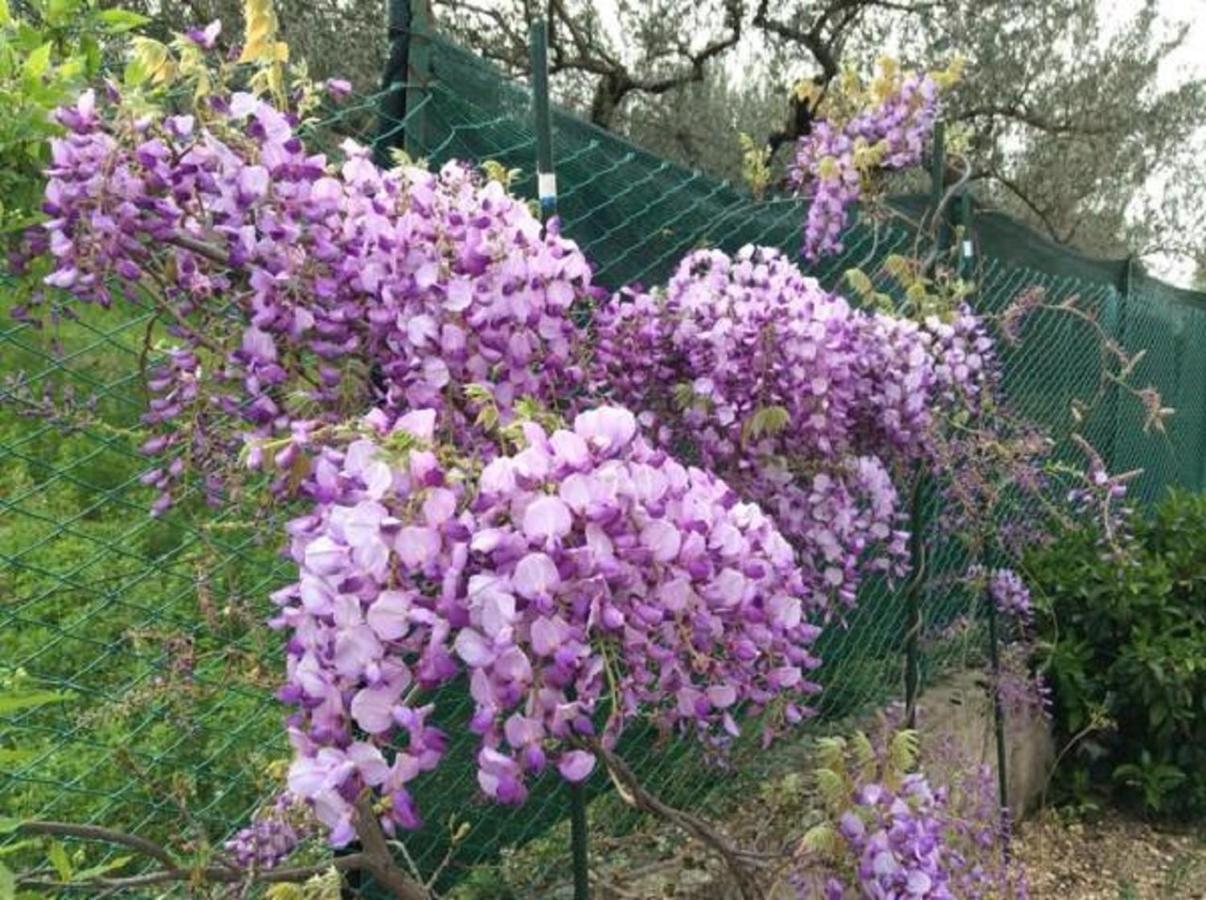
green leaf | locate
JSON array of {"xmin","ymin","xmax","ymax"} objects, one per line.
[
  {"xmin": 72, "ymin": 855, "xmax": 132, "ymax": 881},
  {"xmin": 799, "ymin": 823, "xmax": 838, "ymax": 858},
  {"xmin": 0, "ymin": 839, "xmax": 37, "ymax": 861},
  {"xmin": 0, "ymin": 0, "xmax": 11, "ymax": 28},
  {"xmin": 96, "ymin": 9, "xmax": 149, "ymax": 32},
  {"xmin": 844, "ymin": 267, "xmax": 874, "ymax": 298},
  {"xmin": 851, "ymin": 731, "xmax": 876, "ymax": 777},
  {"xmin": 0, "ymin": 818, "xmax": 21, "ymax": 836},
  {"xmin": 0, "ymin": 749, "xmax": 33, "ymax": 765},
  {"xmin": 889, "ymin": 729, "xmax": 919, "ymax": 773},
  {"xmin": 815, "ymin": 768, "xmax": 847, "ymax": 810},
  {"xmin": 0, "ymin": 860, "xmax": 14, "ymax": 900},
  {"xmin": 45, "ymin": 0, "xmax": 81, "ymax": 27},
  {"xmin": 0, "ymin": 691, "xmax": 71, "ymax": 715},
  {"xmin": 47, "ymin": 840, "xmax": 71, "ymax": 882},
  {"xmin": 742, "ymin": 405, "xmax": 790, "ymax": 443},
  {"xmin": 22, "ymin": 42, "xmax": 52, "ymax": 80},
  {"xmin": 122, "ymin": 57, "xmax": 147, "ymax": 88},
  {"xmin": 815, "ymin": 736, "xmax": 846, "ymax": 771}
]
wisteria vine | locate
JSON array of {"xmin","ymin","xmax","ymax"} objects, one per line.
[
  {"xmin": 21, "ymin": 21, "xmax": 1143, "ymax": 893},
  {"xmin": 789, "ymin": 62, "xmax": 951, "ymax": 260}
]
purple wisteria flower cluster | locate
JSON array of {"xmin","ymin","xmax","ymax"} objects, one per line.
[
  {"xmin": 792, "ymin": 730, "xmax": 1028, "ymax": 899},
  {"xmin": 831, "ymin": 775, "xmax": 955, "ymax": 898},
  {"xmin": 32, "ymin": 47, "xmax": 1034, "ymax": 874},
  {"xmin": 40, "ymin": 87, "xmax": 593, "ymax": 512},
  {"xmin": 790, "ymin": 72, "xmax": 942, "ymax": 260},
  {"xmin": 270, "ymin": 404, "xmax": 818, "ymax": 843},
  {"xmin": 987, "ymin": 568, "xmax": 1032, "ymax": 622},
  {"xmin": 592, "ymin": 246, "xmax": 993, "ymax": 613},
  {"xmin": 224, "ymin": 792, "xmax": 308, "ymax": 868}
]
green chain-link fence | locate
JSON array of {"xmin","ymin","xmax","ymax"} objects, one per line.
[{"xmin": 3, "ymin": 18, "xmax": 1206, "ymax": 896}]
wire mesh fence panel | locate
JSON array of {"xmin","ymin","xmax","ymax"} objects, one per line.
[{"xmin": 3, "ymin": 20, "xmax": 1206, "ymax": 897}]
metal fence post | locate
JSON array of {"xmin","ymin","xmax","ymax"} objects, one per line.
[
  {"xmin": 984, "ymin": 544, "xmax": 1011, "ymax": 858},
  {"xmin": 530, "ymin": 19, "xmax": 558, "ymax": 220},
  {"xmin": 374, "ymin": 0, "xmax": 412, "ymax": 166},
  {"xmin": 905, "ymin": 122, "xmax": 948, "ymax": 727},
  {"xmin": 529, "ymin": 20, "xmax": 584, "ymax": 898},
  {"xmin": 406, "ymin": 0, "xmax": 432, "ymax": 160},
  {"xmin": 903, "ymin": 477, "xmax": 925, "ymax": 728},
  {"xmin": 959, "ymin": 186, "xmax": 1012, "ymax": 850}
]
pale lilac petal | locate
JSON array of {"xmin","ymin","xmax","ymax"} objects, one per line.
[
  {"xmin": 522, "ymin": 496, "xmax": 572, "ymax": 542},
  {"xmin": 396, "ymin": 408, "xmax": 437, "ymax": 442},
  {"xmin": 573, "ymin": 406, "xmax": 636, "ymax": 453},
  {"xmin": 512, "ymin": 552, "xmax": 560, "ymax": 599},
  {"xmin": 333, "ymin": 625, "xmax": 382, "ymax": 678},
  {"xmin": 557, "ymin": 750, "xmax": 596, "ymax": 782},
  {"xmin": 367, "ymin": 590, "xmax": 412, "ymax": 640},
  {"xmin": 706, "ymin": 684, "xmax": 738, "ymax": 709},
  {"xmin": 347, "ymin": 741, "xmax": 391, "ymax": 784},
  {"xmin": 396, "ymin": 526, "xmax": 441, "ymax": 568},
  {"xmin": 494, "ymin": 646, "xmax": 532, "ymax": 683},
  {"xmin": 350, "ymin": 685, "xmax": 399, "ymax": 734},
  {"xmin": 641, "ymin": 519, "xmax": 682, "ymax": 562},
  {"xmin": 530, "ymin": 616, "xmax": 568, "ymax": 656},
  {"xmin": 454, "ymin": 628, "xmax": 496, "ymax": 667},
  {"xmin": 549, "ymin": 429, "xmax": 590, "ymax": 468}
]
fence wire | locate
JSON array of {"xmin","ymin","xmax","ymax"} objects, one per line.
[{"xmin": 2, "ymin": 24, "xmax": 1205, "ymax": 896}]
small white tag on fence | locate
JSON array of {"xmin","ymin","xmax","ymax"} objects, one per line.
[
  {"xmin": 538, "ymin": 172, "xmax": 558, "ymax": 201},
  {"xmin": 962, "ymin": 239, "xmax": 974, "ymax": 258}
]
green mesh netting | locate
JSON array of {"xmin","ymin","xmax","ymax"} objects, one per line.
[{"xmin": 3, "ymin": 23, "xmax": 1205, "ymax": 897}]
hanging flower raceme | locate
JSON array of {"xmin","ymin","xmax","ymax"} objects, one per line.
[
  {"xmin": 40, "ymin": 87, "xmax": 594, "ymax": 511},
  {"xmin": 987, "ymin": 567, "xmax": 1032, "ymax": 623},
  {"xmin": 272, "ymin": 404, "xmax": 819, "ymax": 845},
  {"xmin": 790, "ymin": 69, "xmax": 943, "ymax": 261},
  {"xmin": 591, "ymin": 245, "xmax": 996, "ymax": 612}
]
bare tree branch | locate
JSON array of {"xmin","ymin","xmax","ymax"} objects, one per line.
[
  {"xmin": 982, "ymin": 166, "xmax": 1077, "ymax": 244},
  {"xmin": 13, "ymin": 814, "xmax": 430, "ymax": 899},
  {"xmin": 957, "ymin": 103, "xmax": 1119, "ymax": 137},
  {"xmin": 352, "ymin": 794, "xmax": 432, "ymax": 900},
  {"xmin": 589, "ymin": 738, "xmax": 774, "ymax": 900},
  {"xmin": 16, "ymin": 821, "xmax": 182, "ymax": 871}
]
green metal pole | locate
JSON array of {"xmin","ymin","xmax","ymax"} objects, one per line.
[
  {"xmin": 569, "ymin": 783, "xmax": 589, "ymax": 900},
  {"xmin": 529, "ymin": 19, "xmax": 558, "ymax": 221},
  {"xmin": 904, "ymin": 476, "xmax": 924, "ymax": 728},
  {"xmin": 405, "ymin": 0, "xmax": 432, "ymax": 161},
  {"xmin": 905, "ymin": 122, "xmax": 947, "ymax": 728},
  {"xmin": 957, "ymin": 190, "xmax": 973, "ymax": 280},
  {"xmin": 374, "ymin": 0, "xmax": 412, "ymax": 167},
  {"xmin": 985, "ymin": 558, "xmax": 1011, "ymax": 857},
  {"xmin": 529, "ymin": 19, "xmax": 583, "ymax": 898},
  {"xmin": 955, "ymin": 180, "xmax": 1011, "ymax": 847},
  {"xmin": 928, "ymin": 120, "xmax": 947, "ymax": 252}
]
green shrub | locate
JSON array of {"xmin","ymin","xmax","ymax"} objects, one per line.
[{"xmin": 1024, "ymin": 489, "xmax": 1206, "ymax": 817}]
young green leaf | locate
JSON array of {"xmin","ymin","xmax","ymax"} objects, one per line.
[
  {"xmin": 96, "ymin": 9, "xmax": 149, "ymax": 32},
  {"xmin": 47, "ymin": 840, "xmax": 72, "ymax": 882},
  {"xmin": 72, "ymin": 855, "xmax": 133, "ymax": 881},
  {"xmin": 0, "ymin": 691, "xmax": 71, "ymax": 716},
  {"xmin": 22, "ymin": 42, "xmax": 51, "ymax": 80},
  {"xmin": 0, "ymin": 860, "xmax": 15, "ymax": 900}
]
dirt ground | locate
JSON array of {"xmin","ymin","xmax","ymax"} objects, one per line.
[{"xmin": 1016, "ymin": 809, "xmax": 1206, "ymax": 899}]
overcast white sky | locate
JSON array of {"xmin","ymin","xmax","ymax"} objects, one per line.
[
  {"xmin": 1113, "ymin": 0, "xmax": 1204, "ymax": 284},
  {"xmin": 1149, "ymin": 0, "xmax": 1206, "ymax": 87}
]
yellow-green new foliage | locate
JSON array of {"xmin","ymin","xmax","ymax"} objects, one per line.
[{"xmin": 0, "ymin": 0, "xmax": 146, "ymax": 236}]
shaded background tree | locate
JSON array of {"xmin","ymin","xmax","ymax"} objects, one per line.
[{"xmin": 110, "ymin": 0, "xmax": 1206, "ymax": 278}]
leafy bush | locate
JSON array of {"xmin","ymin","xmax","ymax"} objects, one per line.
[{"xmin": 1025, "ymin": 489, "xmax": 1206, "ymax": 817}]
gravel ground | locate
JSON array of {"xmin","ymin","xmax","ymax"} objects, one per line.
[{"xmin": 1016, "ymin": 809, "xmax": 1206, "ymax": 899}]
